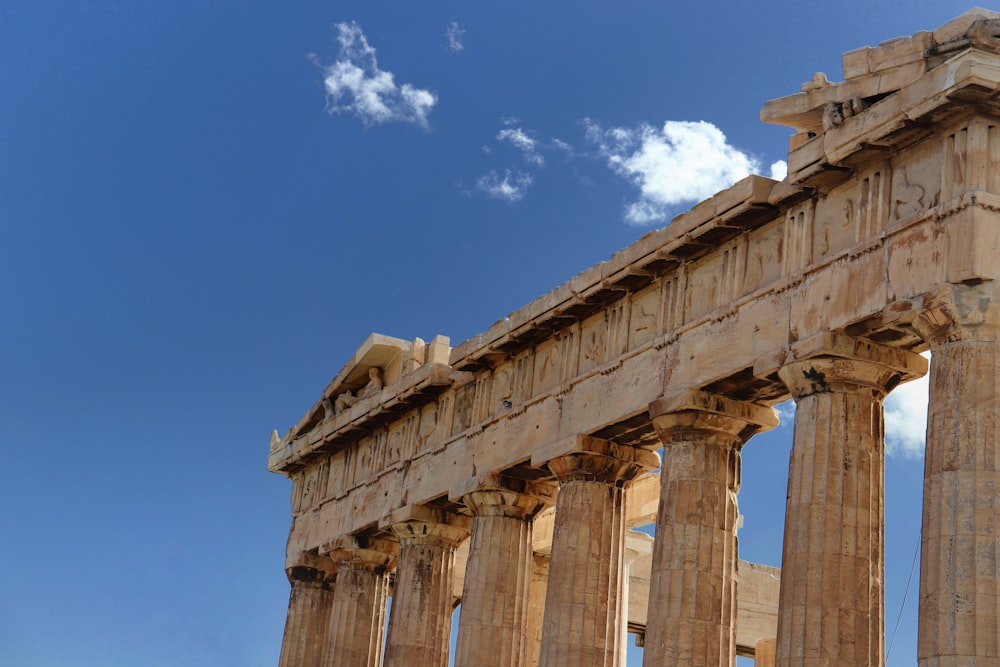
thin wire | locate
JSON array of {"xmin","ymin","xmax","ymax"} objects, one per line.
[{"xmin": 886, "ymin": 529, "xmax": 921, "ymax": 663}]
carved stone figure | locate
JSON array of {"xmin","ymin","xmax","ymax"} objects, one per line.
[{"xmin": 334, "ymin": 367, "xmax": 383, "ymax": 414}]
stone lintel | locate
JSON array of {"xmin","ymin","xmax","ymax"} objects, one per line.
[
  {"xmin": 649, "ymin": 389, "xmax": 778, "ymax": 442},
  {"xmin": 529, "ymin": 434, "xmax": 660, "ymax": 476}
]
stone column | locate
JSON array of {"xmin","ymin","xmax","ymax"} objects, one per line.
[
  {"xmin": 525, "ymin": 553, "xmax": 550, "ymax": 667},
  {"xmin": 537, "ymin": 436, "xmax": 660, "ymax": 667},
  {"xmin": 644, "ymin": 390, "xmax": 778, "ymax": 667},
  {"xmin": 756, "ymin": 638, "xmax": 777, "ymax": 667},
  {"xmin": 452, "ymin": 474, "xmax": 554, "ymax": 667},
  {"xmin": 913, "ymin": 283, "xmax": 1000, "ymax": 667},
  {"xmin": 775, "ymin": 333, "xmax": 926, "ymax": 667},
  {"xmin": 382, "ymin": 505, "xmax": 470, "ymax": 667},
  {"xmin": 322, "ymin": 536, "xmax": 397, "ymax": 667},
  {"xmin": 622, "ymin": 531, "xmax": 653, "ymax": 667},
  {"xmin": 278, "ymin": 555, "xmax": 336, "ymax": 667}
]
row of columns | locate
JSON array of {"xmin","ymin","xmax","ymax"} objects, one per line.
[{"xmin": 279, "ymin": 282, "xmax": 1000, "ymax": 667}]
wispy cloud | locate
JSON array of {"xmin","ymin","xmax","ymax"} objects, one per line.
[
  {"xmin": 446, "ymin": 22, "xmax": 466, "ymax": 53},
  {"xmin": 476, "ymin": 169, "xmax": 533, "ymax": 202},
  {"xmin": 584, "ymin": 119, "xmax": 773, "ymax": 225},
  {"xmin": 310, "ymin": 21, "xmax": 437, "ymax": 129},
  {"xmin": 497, "ymin": 127, "xmax": 544, "ymax": 165},
  {"xmin": 885, "ymin": 352, "xmax": 930, "ymax": 459}
]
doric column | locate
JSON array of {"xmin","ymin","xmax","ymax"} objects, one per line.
[
  {"xmin": 525, "ymin": 553, "xmax": 550, "ymax": 667},
  {"xmin": 622, "ymin": 531, "xmax": 653, "ymax": 667},
  {"xmin": 775, "ymin": 333, "xmax": 926, "ymax": 667},
  {"xmin": 644, "ymin": 390, "xmax": 778, "ymax": 667},
  {"xmin": 278, "ymin": 554, "xmax": 336, "ymax": 667},
  {"xmin": 756, "ymin": 638, "xmax": 777, "ymax": 667},
  {"xmin": 452, "ymin": 474, "xmax": 554, "ymax": 667},
  {"xmin": 913, "ymin": 283, "xmax": 1000, "ymax": 667},
  {"xmin": 382, "ymin": 505, "xmax": 470, "ymax": 667},
  {"xmin": 538, "ymin": 436, "xmax": 660, "ymax": 667},
  {"xmin": 322, "ymin": 536, "xmax": 397, "ymax": 667}
]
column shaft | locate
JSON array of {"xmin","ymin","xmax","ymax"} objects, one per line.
[
  {"xmin": 538, "ymin": 440, "xmax": 659, "ymax": 667},
  {"xmin": 646, "ymin": 435, "xmax": 741, "ymax": 666},
  {"xmin": 774, "ymin": 340, "xmax": 924, "ymax": 667},
  {"xmin": 644, "ymin": 391, "xmax": 776, "ymax": 667},
  {"xmin": 323, "ymin": 542, "xmax": 395, "ymax": 667},
  {"xmin": 915, "ymin": 285, "xmax": 1000, "ymax": 666},
  {"xmin": 540, "ymin": 477, "xmax": 625, "ymax": 667},
  {"xmin": 778, "ymin": 387, "xmax": 882, "ymax": 667},
  {"xmin": 455, "ymin": 486, "xmax": 549, "ymax": 667},
  {"xmin": 278, "ymin": 566, "xmax": 335, "ymax": 667},
  {"xmin": 525, "ymin": 554, "xmax": 550, "ymax": 667},
  {"xmin": 383, "ymin": 515, "xmax": 468, "ymax": 667},
  {"xmin": 756, "ymin": 638, "xmax": 777, "ymax": 667}
]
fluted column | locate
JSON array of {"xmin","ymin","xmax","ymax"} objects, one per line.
[
  {"xmin": 278, "ymin": 555, "xmax": 336, "ymax": 667},
  {"xmin": 914, "ymin": 283, "xmax": 1000, "ymax": 667},
  {"xmin": 382, "ymin": 505, "xmax": 470, "ymax": 667},
  {"xmin": 756, "ymin": 638, "xmax": 777, "ymax": 667},
  {"xmin": 644, "ymin": 390, "xmax": 778, "ymax": 667},
  {"xmin": 622, "ymin": 531, "xmax": 653, "ymax": 667},
  {"xmin": 322, "ymin": 536, "xmax": 397, "ymax": 667},
  {"xmin": 538, "ymin": 436, "xmax": 660, "ymax": 667},
  {"xmin": 453, "ymin": 475, "xmax": 554, "ymax": 667},
  {"xmin": 775, "ymin": 333, "xmax": 926, "ymax": 667},
  {"xmin": 525, "ymin": 553, "xmax": 550, "ymax": 667}
]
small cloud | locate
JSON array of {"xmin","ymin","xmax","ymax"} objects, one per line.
[
  {"xmin": 311, "ymin": 21, "xmax": 437, "ymax": 129},
  {"xmin": 446, "ymin": 21, "xmax": 466, "ymax": 53},
  {"xmin": 769, "ymin": 160, "xmax": 788, "ymax": 181},
  {"xmin": 774, "ymin": 398, "xmax": 795, "ymax": 429},
  {"xmin": 500, "ymin": 116, "xmax": 519, "ymax": 127},
  {"xmin": 885, "ymin": 352, "xmax": 931, "ymax": 459},
  {"xmin": 551, "ymin": 138, "xmax": 573, "ymax": 153},
  {"xmin": 584, "ymin": 119, "xmax": 766, "ymax": 225},
  {"xmin": 498, "ymin": 127, "xmax": 544, "ymax": 166},
  {"xmin": 476, "ymin": 169, "xmax": 532, "ymax": 202}
]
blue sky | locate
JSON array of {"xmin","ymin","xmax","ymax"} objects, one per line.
[{"xmin": 0, "ymin": 2, "xmax": 975, "ymax": 665}]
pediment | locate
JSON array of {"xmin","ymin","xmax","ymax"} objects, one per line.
[{"xmin": 284, "ymin": 333, "xmax": 413, "ymax": 445}]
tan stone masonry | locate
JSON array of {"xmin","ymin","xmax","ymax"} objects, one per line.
[{"xmin": 271, "ymin": 10, "xmax": 1000, "ymax": 667}]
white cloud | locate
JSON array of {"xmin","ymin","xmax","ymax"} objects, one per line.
[
  {"xmin": 311, "ymin": 22, "xmax": 437, "ymax": 129},
  {"xmin": 774, "ymin": 398, "xmax": 795, "ymax": 429},
  {"xmin": 446, "ymin": 22, "xmax": 465, "ymax": 53},
  {"xmin": 476, "ymin": 169, "xmax": 532, "ymax": 202},
  {"xmin": 584, "ymin": 119, "xmax": 771, "ymax": 225},
  {"xmin": 498, "ymin": 127, "xmax": 544, "ymax": 165},
  {"xmin": 885, "ymin": 352, "xmax": 931, "ymax": 459},
  {"xmin": 769, "ymin": 160, "xmax": 788, "ymax": 181}
]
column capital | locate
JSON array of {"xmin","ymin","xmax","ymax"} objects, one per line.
[
  {"xmin": 324, "ymin": 534, "xmax": 398, "ymax": 573},
  {"xmin": 649, "ymin": 389, "xmax": 778, "ymax": 444},
  {"xmin": 451, "ymin": 472, "xmax": 556, "ymax": 520},
  {"xmin": 913, "ymin": 281, "xmax": 1000, "ymax": 345},
  {"xmin": 284, "ymin": 552, "xmax": 336, "ymax": 586},
  {"xmin": 383, "ymin": 504, "xmax": 471, "ymax": 547},
  {"xmin": 778, "ymin": 332, "xmax": 927, "ymax": 399},
  {"xmin": 543, "ymin": 436, "xmax": 660, "ymax": 486}
]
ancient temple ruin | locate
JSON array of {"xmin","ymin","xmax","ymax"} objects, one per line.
[{"xmin": 269, "ymin": 10, "xmax": 1000, "ymax": 666}]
